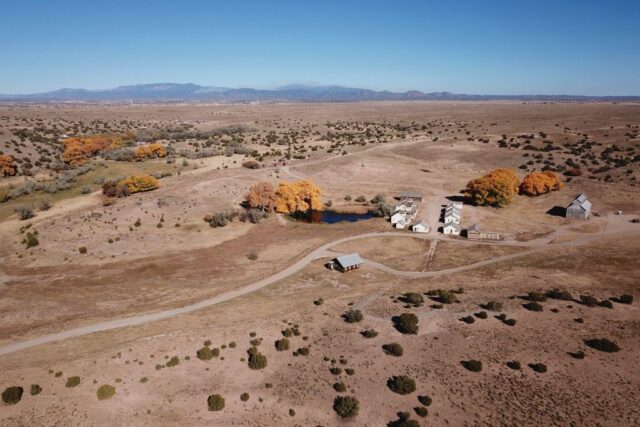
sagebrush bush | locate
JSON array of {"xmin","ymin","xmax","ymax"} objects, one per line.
[
  {"xmin": 414, "ymin": 406, "xmax": 428, "ymax": 417},
  {"xmin": 15, "ymin": 206, "xmax": 34, "ymax": 220},
  {"xmin": 569, "ymin": 351, "xmax": 585, "ymax": 359},
  {"xmin": 584, "ymin": 338, "xmax": 621, "ymax": 353},
  {"xmin": 579, "ymin": 295, "xmax": 599, "ymax": 307},
  {"xmin": 1, "ymin": 386, "xmax": 23, "ymax": 405},
  {"xmin": 275, "ymin": 338, "xmax": 290, "ymax": 351},
  {"xmin": 165, "ymin": 356, "xmax": 180, "ymax": 367},
  {"xmin": 343, "ymin": 309, "xmax": 363, "ymax": 323},
  {"xmin": 30, "ymin": 384, "xmax": 42, "ymax": 396},
  {"xmin": 523, "ymin": 301, "xmax": 544, "ymax": 312},
  {"xmin": 333, "ymin": 382, "xmax": 347, "ymax": 392},
  {"xmin": 333, "ymin": 395, "xmax": 359, "ymax": 418},
  {"xmin": 240, "ymin": 392, "xmax": 250, "ymax": 401},
  {"xmin": 461, "ymin": 360, "xmax": 482, "ymax": 372},
  {"xmin": 96, "ymin": 384, "xmax": 116, "ymax": 400},
  {"xmin": 197, "ymin": 347, "xmax": 215, "ymax": 361},
  {"xmin": 485, "ymin": 301, "xmax": 503, "ymax": 311},
  {"xmin": 330, "ymin": 367, "xmax": 343, "ymax": 375},
  {"xmin": 506, "ymin": 360, "xmax": 521, "ymax": 370},
  {"xmin": 529, "ymin": 363, "xmax": 547, "ymax": 373},
  {"xmin": 361, "ymin": 329, "xmax": 378, "ymax": 338},
  {"xmin": 79, "ymin": 246, "xmax": 87, "ymax": 254},
  {"xmin": 383, "ymin": 343, "xmax": 404, "ymax": 357},
  {"xmin": 388, "ymin": 411, "xmax": 420, "ymax": 427},
  {"xmin": 438, "ymin": 290, "xmax": 458, "ymax": 304},
  {"xmin": 66, "ymin": 376, "xmax": 81, "ymax": 388},
  {"xmin": 617, "ymin": 294, "xmax": 633, "ymax": 304},
  {"xmin": 475, "ymin": 311, "xmax": 488, "ymax": 319},
  {"xmin": 207, "ymin": 394, "xmax": 225, "ymax": 411},
  {"xmin": 461, "ymin": 315, "xmax": 475, "ymax": 324},
  {"xmin": 247, "ymin": 346, "xmax": 267, "ymax": 369},
  {"xmin": 387, "ymin": 375, "xmax": 416, "ymax": 395},
  {"xmin": 527, "ymin": 291, "xmax": 547, "ymax": 302},
  {"xmin": 393, "ymin": 313, "xmax": 419, "ymax": 334},
  {"xmin": 598, "ymin": 300, "xmax": 613, "ymax": 309},
  {"xmin": 402, "ymin": 292, "xmax": 424, "ymax": 307},
  {"xmin": 545, "ymin": 288, "xmax": 573, "ymax": 301},
  {"xmin": 417, "ymin": 395, "xmax": 432, "ymax": 406}
]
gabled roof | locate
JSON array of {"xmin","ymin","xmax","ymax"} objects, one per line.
[
  {"xmin": 575, "ymin": 193, "xmax": 588, "ymax": 203},
  {"xmin": 335, "ymin": 253, "xmax": 364, "ymax": 268},
  {"xmin": 443, "ymin": 222, "xmax": 460, "ymax": 231},
  {"xmin": 466, "ymin": 224, "xmax": 481, "ymax": 233},
  {"xmin": 444, "ymin": 210, "xmax": 461, "ymax": 219},
  {"xmin": 568, "ymin": 193, "xmax": 591, "ymax": 211},
  {"xmin": 398, "ymin": 191, "xmax": 422, "ymax": 199}
]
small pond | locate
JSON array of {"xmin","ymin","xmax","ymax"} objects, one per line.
[{"xmin": 292, "ymin": 210, "xmax": 375, "ymax": 224}]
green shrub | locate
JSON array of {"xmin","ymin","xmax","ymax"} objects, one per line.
[
  {"xmin": 402, "ymin": 292, "xmax": 424, "ymax": 307},
  {"xmin": 333, "ymin": 395, "xmax": 359, "ymax": 418},
  {"xmin": 345, "ymin": 368, "xmax": 355, "ymax": 375},
  {"xmin": 387, "ymin": 375, "xmax": 416, "ymax": 394},
  {"xmin": 484, "ymin": 301, "xmax": 503, "ymax": 311},
  {"xmin": 247, "ymin": 346, "xmax": 267, "ymax": 369},
  {"xmin": 275, "ymin": 338, "xmax": 290, "ymax": 351},
  {"xmin": 361, "ymin": 329, "xmax": 378, "ymax": 338},
  {"xmin": 598, "ymin": 299, "xmax": 613, "ymax": 309},
  {"xmin": 461, "ymin": 360, "xmax": 482, "ymax": 372},
  {"xmin": 438, "ymin": 290, "xmax": 457, "ymax": 304},
  {"xmin": 140, "ymin": 377, "xmax": 148, "ymax": 383},
  {"xmin": 333, "ymin": 382, "xmax": 347, "ymax": 392},
  {"xmin": 1, "ymin": 386, "xmax": 23, "ymax": 405},
  {"xmin": 30, "ymin": 384, "xmax": 42, "ymax": 396},
  {"xmin": 523, "ymin": 301, "xmax": 543, "ymax": 312},
  {"xmin": 343, "ymin": 309, "xmax": 363, "ymax": 323},
  {"xmin": 569, "ymin": 351, "xmax": 585, "ymax": 359},
  {"xmin": 289, "ymin": 408, "xmax": 295, "ymax": 416},
  {"xmin": 580, "ymin": 295, "xmax": 599, "ymax": 307},
  {"xmin": 529, "ymin": 363, "xmax": 547, "ymax": 373},
  {"xmin": 585, "ymin": 338, "xmax": 621, "ymax": 353},
  {"xmin": 617, "ymin": 294, "xmax": 633, "ymax": 304},
  {"xmin": 96, "ymin": 384, "xmax": 116, "ymax": 400},
  {"xmin": 207, "ymin": 394, "xmax": 225, "ymax": 411},
  {"xmin": 330, "ymin": 367, "xmax": 342, "ymax": 375},
  {"xmin": 503, "ymin": 318, "xmax": 517, "ymax": 326},
  {"xmin": 475, "ymin": 311, "xmax": 488, "ymax": 319},
  {"xmin": 506, "ymin": 360, "xmax": 521, "ymax": 370},
  {"xmin": 527, "ymin": 291, "xmax": 547, "ymax": 302},
  {"xmin": 66, "ymin": 376, "xmax": 81, "ymax": 388},
  {"xmin": 414, "ymin": 406, "xmax": 428, "ymax": 417},
  {"xmin": 545, "ymin": 288, "xmax": 573, "ymax": 301},
  {"xmin": 461, "ymin": 315, "xmax": 475, "ymax": 324},
  {"xmin": 25, "ymin": 232, "xmax": 39, "ymax": 248},
  {"xmin": 197, "ymin": 347, "xmax": 215, "ymax": 361},
  {"xmin": 15, "ymin": 206, "xmax": 34, "ymax": 220},
  {"xmin": 417, "ymin": 395, "xmax": 432, "ymax": 406},
  {"xmin": 204, "ymin": 339, "xmax": 212, "ymax": 347},
  {"xmin": 382, "ymin": 343, "xmax": 404, "ymax": 357},
  {"xmin": 240, "ymin": 392, "xmax": 250, "ymax": 402},
  {"xmin": 388, "ymin": 411, "xmax": 420, "ymax": 427},
  {"xmin": 166, "ymin": 356, "xmax": 180, "ymax": 367},
  {"xmin": 392, "ymin": 313, "xmax": 419, "ymax": 334},
  {"xmin": 313, "ymin": 298, "xmax": 324, "ymax": 306},
  {"xmin": 297, "ymin": 347, "xmax": 310, "ymax": 356},
  {"xmin": 78, "ymin": 246, "xmax": 87, "ymax": 254}
]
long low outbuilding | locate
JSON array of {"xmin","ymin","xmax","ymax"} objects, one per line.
[{"xmin": 332, "ymin": 253, "xmax": 364, "ymax": 272}]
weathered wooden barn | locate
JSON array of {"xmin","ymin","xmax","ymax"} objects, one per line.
[{"xmin": 566, "ymin": 193, "xmax": 592, "ymax": 220}]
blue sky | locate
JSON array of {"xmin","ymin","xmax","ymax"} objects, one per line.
[{"xmin": 1, "ymin": 0, "xmax": 638, "ymax": 95}]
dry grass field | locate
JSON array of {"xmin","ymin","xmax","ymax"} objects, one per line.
[{"xmin": 0, "ymin": 101, "xmax": 639, "ymax": 426}]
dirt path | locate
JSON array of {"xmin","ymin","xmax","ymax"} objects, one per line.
[{"xmin": 1, "ymin": 215, "xmax": 636, "ymax": 357}]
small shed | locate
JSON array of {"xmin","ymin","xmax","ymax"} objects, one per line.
[
  {"xmin": 396, "ymin": 191, "xmax": 423, "ymax": 202},
  {"xmin": 333, "ymin": 253, "xmax": 364, "ymax": 272},
  {"xmin": 442, "ymin": 222, "xmax": 460, "ymax": 236},
  {"xmin": 411, "ymin": 220, "xmax": 430, "ymax": 233},
  {"xmin": 465, "ymin": 224, "xmax": 501, "ymax": 240},
  {"xmin": 566, "ymin": 193, "xmax": 592, "ymax": 220}
]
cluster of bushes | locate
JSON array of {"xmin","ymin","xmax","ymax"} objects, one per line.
[
  {"xmin": 333, "ymin": 395, "xmax": 359, "ymax": 418},
  {"xmin": 342, "ymin": 309, "xmax": 363, "ymax": 323},
  {"xmin": 135, "ymin": 143, "xmax": 167, "ymax": 161},
  {"xmin": 205, "ymin": 208, "xmax": 267, "ymax": 228},
  {"xmin": 247, "ymin": 346, "xmax": 267, "ymax": 369},
  {"xmin": 1, "ymin": 386, "xmax": 23, "ymax": 405},
  {"xmin": 102, "ymin": 174, "xmax": 159, "ymax": 197},
  {"xmin": 387, "ymin": 375, "xmax": 416, "ymax": 394},
  {"xmin": 96, "ymin": 384, "xmax": 116, "ymax": 400},
  {"xmin": 400, "ymin": 292, "xmax": 424, "ymax": 307},
  {"xmin": 244, "ymin": 180, "xmax": 322, "ymax": 214},
  {"xmin": 382, "ymin": 343, "xmax": 404, "ymax": 357}
]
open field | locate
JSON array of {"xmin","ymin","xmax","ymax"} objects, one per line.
[{"xmin": 0, "ymin": 101, "xmax": 639, "ymax": 426}]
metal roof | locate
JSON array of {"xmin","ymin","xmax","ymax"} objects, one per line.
[
  {"xmin": 575, "ymin": 193, "xmax": 588, "ymax": 203},
  {"xmin": 398, "ymin": 191, "xmax": 423, "ymax": 199},
  {"xmin": 443, "ymin": 222, "xmax": 460, "ymax": 231},
  {"xmin": 335, "ymin": 253, "xmax": 364, "ymax": 268}
]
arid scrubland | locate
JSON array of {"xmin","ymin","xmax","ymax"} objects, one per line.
[{"xmin": 0, "ymin": 101, "xmax": 639, "ymax": 426}]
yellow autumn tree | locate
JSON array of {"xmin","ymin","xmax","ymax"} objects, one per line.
[
  {"xmin": 0, "ymin": 154, "xmax": 17, "ymax": 177},
  {"xmin": 519, "ymin": 171, "xmax": 564, "ymax": 196},
  {"xmin": 465, "ymin": 168, "xmax": 520, "ymax": 207},
  {"xmin": 61, "ymin": 133, "xmax": 130, "ymax": 165},
  {"xmin": 275, "ymin": 180, "xmax": 323, "ymax": 213},
  {"xmin": 117, "ymin": 175, "xmax": 159, "ymax": 194},
  {"xmin": 135, "ymin": 143, "xmax": 167, "ymax": 161}
]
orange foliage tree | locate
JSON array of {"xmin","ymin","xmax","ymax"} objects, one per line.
[
  {"xmin": 519, "ymin": 171, "xmax": 564, "ymax": 196},
  {"xmin": 465, "ymin": 168, "xmax": 520, "ymax": 207},
  {"xmin": 61, "ymin": 134, "xmax": 128, "ymax": 165},
  {"xmin": 135, "ymin": 143, "xmax": 167, "ymax": 161},
  {"xmin": 245, "ymin": 182, "xmax": 278, "ymax": 211},
  {"xmin": 275, "ymin": 180, "xmax": 323, "ymax": 213},
  {"xmin": 0, "ymin": 154, "xmax": 17, "ymax": 177},
  {"xmin": 117, "ymin": 175, "xmax": 159, "ymax": 194}
]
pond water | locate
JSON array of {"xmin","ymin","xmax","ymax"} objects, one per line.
[{"xmin": 292, "ymin": 210, "xmax": 374, "ymax": 224}]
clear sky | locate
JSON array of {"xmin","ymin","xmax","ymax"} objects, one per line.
[{"xmin": 1, "ymin": 0, "xmax": 638, "ymax": 95}]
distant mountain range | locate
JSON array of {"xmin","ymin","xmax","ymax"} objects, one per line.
[{"xmin": 1, "ymin": 83, "xmax": 638, "ymax": 102}]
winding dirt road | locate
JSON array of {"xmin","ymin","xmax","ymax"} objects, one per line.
[{"xmin": 1, "ymin": 216, "xmax": 636, "ymax": 357}]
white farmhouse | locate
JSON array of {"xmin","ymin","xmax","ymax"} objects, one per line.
[
  {"xmin": 391, "ymin": 211, "xmax": 406, "ymax": 225},
  {"xmin": 444, "ymin": 209, "xmax": 461, "ymax": 224},
  {"xmin": 442, "ymin": 222, "xmax": 460, "ymax": 235},
  {"xmin": 411, "ymin": 220, "xmax": 430, "ymax": 233}
]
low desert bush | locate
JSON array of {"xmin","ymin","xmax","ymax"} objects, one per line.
[
  {"xmin": 461, "ymin": 315, "xmax": 475, "ymax": 324},
  {"xmin": 526, "ymin": 291, "xmax": 547, "ymax": 302},
  {"xmin": 503, "ymin": 318, "xmax": 517, "ymax": 326},
  {"xmin": 333, "ymin": 395, "xmax": 359, "ymax": 418},
  {"xmin": 382, "ymin": 343, "xmax": 404, "ymax": 357},
  {"xmin": 296, "ymin": 346, "xmax": 310, "ymax": 356},
  {"xmin": 584, "ymin": 338, "xmax": 621, "ymax": 353},
  {"xmin": 616, "ymin": 294, "xmax": 633, "ymax": 304},
  {"xmin": 579, "ymin": 295, "xmax": 599, "ymax": 307},
  {"xmin": 545, "ymin": 288, "xmax": 573, "ymax": 301},
  {"xmin": 418, "ymin": 395, "xmax": 432, "ymax": 406},
  {"xmin": 207, "ymin": 394, "xmax": 225, "ymax": 411},
  {"xmin": 392, "ymin": 313, "xmax": 419, "ymax": 334},
  {"xmin": 240, "ymin": 392, "xmax": 250, "ymax": 401},
  {"xmin": 30, "ymin": 384, "xmax": 42, "ymax": 396},
  {"xmin": 523, "ymin": 301, "xmax": 544, "ymax": 312},
  {"xmin": 313, "ymin": 298, "xmax": 324, "ymax": 306},
  {"xmin": 529, "ymin": 363, "xmax": 547, "ymax": 373},
  {"xmin": 247, "ymin": 346, "xmax": 267, "ymax": 369},
  {"xmin": 506, "ymin": 360, "xmax": 521, "ymax": 370},
  {"xmin": 333, "ymin": 382, "xmax": 347, "ymax": 392},
  {"xmin": 402, "ymin": 292, "xmax": 424, "ymax": 307},
  {"xmin": 65, "ymin": 376, "xmax": 81, "ymax": 388},
  {"xmin": 387, "ymin": 375, "xmax": 416, "ymax": 395},
  {"xmin": 475, "ymin": 311, "xmax": 488, "ymax": 319},
  {"xmin": 569, "ymin": 350, "xmax": 585, "ymax": 359},
  {"xmin": 2, "ymin": 386, "xmax": 23, "ymax": 405},
  {"xmin": 96, "ymin": 384, "xmax": 116, "ymax": 400},
  {"xmin": 25, "ymin": 232, "xmax": 39, "ymax": 248},
  {"xmin": 414, "ymin": 406, "xmax": 428, "ymax": 417},
  {"xmin": 484, "ymin": 301, "xmax": 503, "ymax": 312},
  {"xmin": 329, "ymin": 367, "xmax": 343, "ymax": 375},
  {"xmin": 343, "ymin": 309, "xmax": 363, "ymax": 323},
  {"xmin": 345, "ymin": 368, "xmax": 355, "ymax": 375},
  {"xmin": 388, "ymin": 411, "xmax": 420, "ymax": 427},
  {"xmin": 461, "ymin": 360, "xmax": 483, "ymax": 372},
  {"xmin": 15, "ymin": 206, "xmax": 34, "ymax": 220},
  {"xmin": 275, "ymin": 338, "xmax": 290, "ymax": 351},
  {"xmin": 437, "ymin": 290, "xmax": 458, "ymax": 304},
  {"xmin": 361, "ymin": 329, "xmax": 378, "ymax": 338},
  {"xmin": 79, "ymin": 246, "xmax": 87, "ymax": 254},
  {"xmin": 197, "ymin": 347, "xmax": 215, "ymax": 361},
  {"xmin": 165, "ymin": 356, "xmax": 180, "ymax": 367},
  {"xmin": 598, "ymin": 299, "xmax": 613, "ymax": 309}
]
